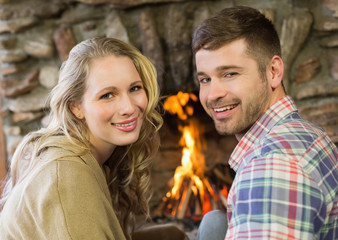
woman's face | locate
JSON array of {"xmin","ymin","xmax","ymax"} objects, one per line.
[{"xmin": 72, "ymin": 55, "xmax": 148, "ymax": 162}]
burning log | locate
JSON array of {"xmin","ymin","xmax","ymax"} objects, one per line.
[
  {"xmin": 153, "ymin": 163, "xmax": 234, "ymax": 222},
  {"xmin": 176, "ymin": 178, "xmax": 193, "ymax": 219}
]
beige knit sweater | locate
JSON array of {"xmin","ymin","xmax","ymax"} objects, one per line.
[{"xmin": 0, "ymin": 140, "xmax": 126, "ymax": 240}]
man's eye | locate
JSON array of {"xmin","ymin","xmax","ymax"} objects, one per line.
[
  {"xmin": 225, "ymin": 72, "xmax": 238, "ymax": 78},
  {"xmin": 199, "ymin": 77, "xmax": 211, "ymax": 84},
  {"xmin": 100, "ymin": 93, "xmax": 113, "ymax": 99}
]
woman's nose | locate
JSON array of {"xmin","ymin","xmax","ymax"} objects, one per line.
[{"xmin": 118, "ymin": 94, "xmax": 135, "ymax": 115}]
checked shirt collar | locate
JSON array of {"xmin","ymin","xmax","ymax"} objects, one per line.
[{"xmin": 229, "ymin": 95, "xmax": 297, "ymax": 172}]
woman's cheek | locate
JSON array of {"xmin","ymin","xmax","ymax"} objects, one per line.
[
  {"xmin": 95, "ymin": 105, "xmax": 115, "ymax": 121},
  {"xmin": 139, "ymin": 93, "xmax": 149, "ymax": 113}
]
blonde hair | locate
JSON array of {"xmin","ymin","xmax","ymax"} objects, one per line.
[{"xmin": 0, "ymin": 37, "xmax": 163, "ymax": 239}]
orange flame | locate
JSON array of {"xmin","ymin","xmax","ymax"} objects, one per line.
[
  {"xmin": 163, "ymin": 91, "xmax": 198, "ymax": 120},
  {"xmin": 163, "ymin": 92, "xmax": 206, "ymax": 215},
  {"xmin": 171, "ymin": 123, "xmax": 205, "ymax": 199},
  {"xmin": 159, "ymin": 92, "xmax": 230, "ymax": 220}
]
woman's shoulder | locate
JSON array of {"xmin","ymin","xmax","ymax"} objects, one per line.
[
  {"xmin": 37, "ymin": 145, "xmax": 108, "ymax": 193},
  {"xmin": 7, "ymin": 148, "xmax": 107, "ymax": 206},
  {"xmin": 37, "ymin": 145, "xmax": 101, "ymax": 182},
  {"xmin": 0, "ymin": 149, "xmax": 114, "ymax": 240},
  {"xmin": 19, "ymin": 150, "xmax": 90, "ymax": 191}
]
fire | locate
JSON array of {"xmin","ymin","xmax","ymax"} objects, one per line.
[
  {"xmin": 158, "ymin": 91, "xmax": 229, "ymax": 221},
  {"xmin": 171, "ymin": 122, "xmax": 205, "ymax": 201},
  {"xmin": 163, "ymin": 91, "xmax": 197, "ymax": 120}
]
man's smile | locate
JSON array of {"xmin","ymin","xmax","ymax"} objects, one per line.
[{"xmin": 213, "ymin": 104, "xmax": 238, "ymax": 112}]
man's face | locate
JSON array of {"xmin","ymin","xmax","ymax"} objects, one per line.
[{"xmin": 195, "ymin": 39, "xmax": 272, "ymax": 139}]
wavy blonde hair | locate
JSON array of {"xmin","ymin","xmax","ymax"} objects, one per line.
[{"xmin": 0, "ymin": 37, "xmax": 163, "ymax": 239}]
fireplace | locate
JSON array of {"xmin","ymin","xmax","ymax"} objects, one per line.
[{"xmin": 148, "ymin": 92, "xmax": 237, "ymax": 226}]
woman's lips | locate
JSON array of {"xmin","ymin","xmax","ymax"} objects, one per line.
[{"xmin": 112, "ymin": 118, "xmax": 138, "ymax": 132}]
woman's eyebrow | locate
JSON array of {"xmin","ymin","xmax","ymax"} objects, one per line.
[{"xmin": 95, "ymin": 86, "xmax": 118, "ymax": 96}]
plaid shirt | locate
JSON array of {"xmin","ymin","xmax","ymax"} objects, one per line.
[{"xmin": 226, "ymin": 96, "xmax": 338, "ymax": 240}]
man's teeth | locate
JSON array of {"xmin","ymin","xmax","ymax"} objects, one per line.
[
  {"xmin": 114, "ymin": 120, "xmax": 135, "ymax": 127},
  {"xmin": 214, "ymin": 105, "xmax": 236, "ymax": 112}
]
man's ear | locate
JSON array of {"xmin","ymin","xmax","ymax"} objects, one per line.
[
  {"xmin": 70, "ymin": 102, "xmax": 84, "ymax": 119},
  {"xmin": 267, "ymin": 55, "xmax": 284, "ymax": 89}
]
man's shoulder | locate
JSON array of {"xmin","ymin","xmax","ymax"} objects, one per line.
[
  {"xmin": 265, "ymin": 112, "xmax": 327, "ymax": 145},
  {"xmin": 257, "ymin": 113, "xmax": 337, "ymax": 168},
  {"xmin": 250, "ymin": 112, "xmax": 337, "ymax": 162}
]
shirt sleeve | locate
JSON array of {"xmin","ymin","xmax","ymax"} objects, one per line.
[{"xmin": 225, "ymin": 153, "xmax": 325, "ymax": 239}]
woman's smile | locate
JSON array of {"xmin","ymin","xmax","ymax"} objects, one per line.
[{"xmin": 112, "ymin": 118, "xmax": 138, "ymax": 132}]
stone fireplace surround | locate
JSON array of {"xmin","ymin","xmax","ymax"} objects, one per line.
[{"xmin": 0, "ymin": 0, "xmax": 337, "ymax": 234}]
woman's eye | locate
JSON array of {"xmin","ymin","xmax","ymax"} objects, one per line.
[
  {"xmin": 130, "ymin": 85, "xmax": 143, "ymax": 92},
  {"xmin": 100, "ymin": 93, "xmax": 113, "ymax": 99}
]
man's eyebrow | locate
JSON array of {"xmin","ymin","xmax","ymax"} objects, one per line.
[
  {"xmin": 197, "ymin": 71, "xmax": 207, "ymax": 76},
  {"xmin": 197, "ymin": 65, "xmax": 243, "ymax": 76},
  {"xmin": 215, "ymin": 65, "xmax": 243, "ymax": 71}
]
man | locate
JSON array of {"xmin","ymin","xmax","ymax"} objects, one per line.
[{"xmin": 193, "ymin": 6, "xmax": 338, "ymax": 240}]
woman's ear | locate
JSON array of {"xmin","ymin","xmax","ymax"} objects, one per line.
[
  {"xmin": 70, "ymin": 102, "xmax": 84, "ymax": 119},
  {"xmin": 268, "ymin": 55, "xmax": 284, "ymax": 89}
]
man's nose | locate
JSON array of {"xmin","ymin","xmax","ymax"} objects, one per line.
[{"xmin": 208, "ymin": 79, "xmax": 227, "ymax": 102}]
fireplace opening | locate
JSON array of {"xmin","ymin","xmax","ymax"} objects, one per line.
[{"xmin": 149, "ymin": 92, "xmax": 237, "ymax": 230}]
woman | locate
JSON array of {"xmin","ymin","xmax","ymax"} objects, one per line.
[{"xmin": 0, "ymin": 37, "xmax": 164, "ymax": 239}]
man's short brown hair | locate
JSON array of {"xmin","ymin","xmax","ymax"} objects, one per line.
[{"xmin": 192, "ymin": 6, "xmax": 281, "ymax": 79}]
